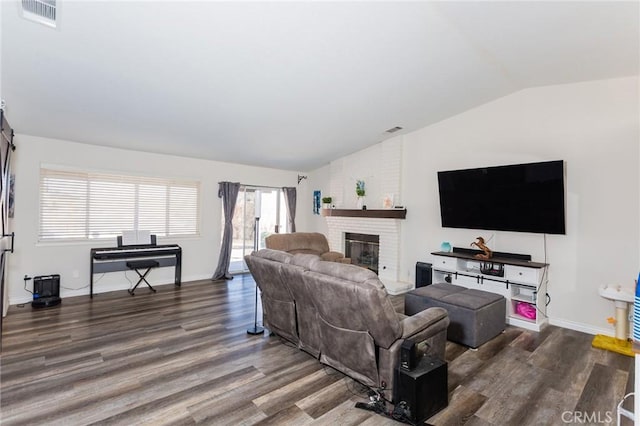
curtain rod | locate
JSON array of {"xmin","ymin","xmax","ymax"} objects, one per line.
[
  {"xmin": 218, "ymin": 182, "xmax": 290, "ymax": 190},
  {"xmin": 243, "ymin": 184, "xmax": 283, "ymax": 190}
]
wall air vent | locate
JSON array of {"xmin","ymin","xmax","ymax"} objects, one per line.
[
  {"xmin": 385, "ymin": 126, "xmax": 403, "ymax": 134},
  {"xmin": 21, "ymin": 0, "xmax": 57, "ymax": 28}
]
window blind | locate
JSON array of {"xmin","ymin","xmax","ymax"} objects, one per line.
[{"xmin": 39, "ymin": 168, "xmax": 200, "ymax": 241}]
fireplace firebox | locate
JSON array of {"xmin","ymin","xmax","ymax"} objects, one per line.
[{"xmin": 344, "ymin": 233, "xmax": 380, "ymax": 274}]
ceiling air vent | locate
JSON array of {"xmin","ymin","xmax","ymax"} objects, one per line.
[
  {"xmin": 21, "ymin": 0, "xmax": 57, "ymax": 28},
  {"xmin": 385, "ymin": 126, "xmax": 403, "ymax": 134}
]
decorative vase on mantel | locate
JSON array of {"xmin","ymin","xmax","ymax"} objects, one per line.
[{"xmin": 356, "ymin": 180, "xmax": 366, "ymax": 210}]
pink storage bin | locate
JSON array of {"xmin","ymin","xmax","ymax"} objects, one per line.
[{"xmin": 515, "ymin": 301, "xmax": 536, "ymax": 320}]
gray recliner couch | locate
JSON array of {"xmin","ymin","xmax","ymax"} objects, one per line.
[{"xmin": 245, "ymin": 249, "xmax": 450, "ymax": 401}]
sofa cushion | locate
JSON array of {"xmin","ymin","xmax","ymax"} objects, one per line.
[
  {"xmin": 254, "ymin": 248, "xmax": 293, "ymax": 264},
  {"xmin": 409, "ymin": 283, "xmax": 467, "ymax": 300},
  {"xmin": 291, "ymin": 253, "xmax": 321, "ymax": 269},
  {"xmin": 310, "ymin": 260, "xmax": 378, "ymax": 285},
  {"xmin": 303, "ymin": 262, "xmax": 402, "ymax": 349},
  {"xmin": 444, "ymin": 288, "xmax": 504, "ymax": 310},
  {"xmin": 289, "ymin": 248, "xmax": 322, "ymax": 256},
  {"xmin": 281, "ymin": 261, "xmax": 322, "ymax": 357},
  {"xmin": 411, "ymin": 283, "xmax": 503, "ymax": 310}
]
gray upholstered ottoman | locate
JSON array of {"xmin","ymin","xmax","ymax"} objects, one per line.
[{"xmin": 405, "ymin": 283, "xmax": 505, "ymax": 348}]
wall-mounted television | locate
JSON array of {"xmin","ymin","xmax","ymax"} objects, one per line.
[{"xmin": 437, "ymin": 160, "xmax": 565, "ymax": 235}]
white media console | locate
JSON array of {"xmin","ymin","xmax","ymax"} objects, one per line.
[{"xmin": 431, "ymin": 250, "xmax": 549, "ymax": 332}]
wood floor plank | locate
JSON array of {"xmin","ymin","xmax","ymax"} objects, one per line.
[
  {"xmin": 252, "ymin": 369, "xmax": 341, "ymax": 416},
  {"xmin": 186, "ymin": 359, "xmax": 321, "ymax": 422},
  {"xmin": 425, "ymin": 385, "xmax": 487, "ymax": 426},
  {"xmin": 1, "ymin": 275, "xmax": 633, "ymax": 426},
  {"xmin": 308, "ymin": 399, "xmax": 374, "ymax": 425},
  {"xmin": 509, "ymin": 325, "xmax": 554, "ymax": 352},
  {"xmin": 253, "ymin": 405, "xmax": 314, "ymax": 426},
  {"xmin": 463, "ymin": 346, "xmax": 538, "ymax": 395},
  {"xmin": 460, "ymin": 415, "xmax": 493, "ymax": 426},
  {"xmin": 471, "ymin": 349, "xmax": 552, "ymax": 424},
  {"xmin": 473, "ymin": 327, "xmax": 522, "ymax": 361},
  {"xmin": 93, "ymin": 366, "xmax": 265, "ymax": 426},
  {"xmin": 518, "ymin": 387, "xmax": 577, "ymax": 426},
  {"xmin": 529, "ymin": 327, "xmax": 601, "ymax": 409},
  {"xmin": 574, "ymin": 362, "xmax": 629, "ymax": 421},
  {"xmin": 444, "ymin": 340, "xmax": 469, "ymax": 363},
  {"xmin": 295, "ymin": 377, "xmax": 360, "ymax": 419}
]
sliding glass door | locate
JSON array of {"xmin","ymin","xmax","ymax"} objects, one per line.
[{"xmin": 228, "ymin": 186, "xmax": 288, "ymax": 274}]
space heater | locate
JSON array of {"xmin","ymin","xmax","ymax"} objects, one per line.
[{"xmin": 32, "ymin": 274, "xmax": 61, "ymax": 308}]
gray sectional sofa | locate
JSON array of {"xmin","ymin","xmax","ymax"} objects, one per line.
[{"xmin": 245, "ymin": 248, "xmax": 450, "ymax": 401}]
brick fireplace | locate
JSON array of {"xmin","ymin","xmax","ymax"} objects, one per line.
[
  {"xmin": 323, "ymin": 137, "xmax": 406, "ymax": 293},
  {"xmin": 344, "ymin": 232, "xmax": 379, "ymax": 274},
  {"xmin": 325, "ymin": 216, "xmax": 411, "ymax": 294}
]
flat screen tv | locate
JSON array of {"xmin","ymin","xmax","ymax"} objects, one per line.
[{"xmin": 438, "ymin": 160, "xmax": 565, "ymax": 235}]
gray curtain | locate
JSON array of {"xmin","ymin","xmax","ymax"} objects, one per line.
[
  {"xmin": 212, "ymin": 181, "xmax": 241, "ymax": 281},
  {"xmin": 282, "ymin": 187, "xmax": 297, "ymax": 233}
]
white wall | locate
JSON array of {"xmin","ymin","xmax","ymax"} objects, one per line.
[
  {"xmin": 303, "ymin": 76, "xmax": 640, "ymax": 335},
  {"xmin": 327, "ymin": 138, "xmax": 403, "ymax": 210},
  {"xmin": 303, "ymin": 139, "xmax": 404, "ymax": 264},
  {"xmin": 402, "ymin": 76, "xmax": 639, "ymax": 335},
  {"xmin": 303, "ymin": 164, "xmax": 331, "ymax": 236},
  {"xmin": 8, "ymin": 135, "xmax": 300, "ymax": 304}
]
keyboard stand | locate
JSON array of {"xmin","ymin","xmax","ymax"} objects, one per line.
[
  {"xmin": 127, "ymin": 260, "xmax": 159, "ymax": 295},
  {"xmin": 90, "ymin": 243, "xmax": 182, "ymax": 298}
]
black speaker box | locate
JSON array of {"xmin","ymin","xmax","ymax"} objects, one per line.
[
  {"xmin": 394, "ymin": 355, "xmax": 448, "ymax": 424},
  {"xmin": 400, "ymin": 340, "xmax": 416, "ymax": 370},
  {"xmin": 415, "ymin": 262, "xmax": 432, "ymax": 288},
  {"xmin": 32, "ymin": 274, "xmax": 61, "ymax": 308},
  {"xmin": 401, "ymin": 340, "xmax": 432, "ymax": 371}
]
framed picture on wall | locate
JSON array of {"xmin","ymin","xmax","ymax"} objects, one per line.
[{"xmin": 313, "ymin": 190, "xmax": 321, "ymax": 215}]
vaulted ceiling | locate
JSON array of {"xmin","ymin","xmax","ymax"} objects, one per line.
[{"xmin": 1, "ymin": 1, "xmax": 638, "ymax": 171}]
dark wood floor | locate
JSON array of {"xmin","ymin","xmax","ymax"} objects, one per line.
[{"xmin": 0, "ymin": 274, "xmax": 634, "ymax": 425}]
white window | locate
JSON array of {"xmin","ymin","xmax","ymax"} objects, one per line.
[{"xmin": 39, "ymin": 168, "xmax": 200, "ymax": 241}]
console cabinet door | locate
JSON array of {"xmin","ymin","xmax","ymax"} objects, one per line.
[{"xmin": 505, "ymin": 265, "xmax": 539, "ymax": 285}]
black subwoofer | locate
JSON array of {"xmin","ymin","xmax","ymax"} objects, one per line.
[
  {"xmin": 32, "ymin": 274, "xmax": 61, "ymax": 308},
  {"xmin": 394, "ymin": 355, "xmax": 448, "ymax": 424},
  {"xmin": 415, "ymin": 262, "xmax": 432, "ymax": 288}
]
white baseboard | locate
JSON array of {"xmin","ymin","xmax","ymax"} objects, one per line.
[{"xmin": 548, "ymin": 317, "xmax": 618, "ymax": 337}]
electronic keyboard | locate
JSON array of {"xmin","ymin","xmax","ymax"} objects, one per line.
[
  {"xmin": 92, "ymin": 244, "xmax": 181, "ymax": 260},
  {"xmin": 90, "ymin": 243, "xmax": 182, "ymax": 298}
]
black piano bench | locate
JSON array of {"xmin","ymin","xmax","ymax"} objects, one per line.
[{"xmin": 126, "ymin": 260, "xmax": 159, "ymax": 296}]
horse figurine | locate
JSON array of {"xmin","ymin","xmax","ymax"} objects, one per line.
[{"xmin": 471, "ymin": 237, "xmax": 492, "ymax": 259}]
